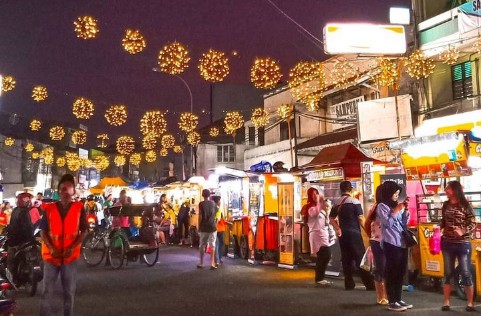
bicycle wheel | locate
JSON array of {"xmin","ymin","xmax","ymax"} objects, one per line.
[
  {"xmin": 108, "ymin": 234, "xmax": 125, "ymax": 269},
  {"xmin": 142, "ymin": 244, "xmax": 159, "ymax": 267},
  {"xmin": 82, "ymin": 233, "xmax": 106, "ymax": 267}
]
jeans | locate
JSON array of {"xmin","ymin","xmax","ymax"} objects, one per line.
[
  {"xmin": 215, "ymin": 231, "xmax": 225, "ymax": 264},
  {"xmin": 442, "ymin": 240, "xmax": 473, "ymax": 286},
  {"xmin": 40, "ymin": 260, "xmax": 78, "ymax": 316},
  {"xmin": 384, "ymin": 242, "xmax": 408, "ymax": 304},
  {"xmin": 315, "ymin": 246, "xmax": 332, "ymax": 282},
  {"xmin": 178, "ymin": 217, "xmax": 190, "ymax": 240},
  {"xmin": 370, "ymin": 240, "xmax": 386, "ymax": 282},
  {"xmin": 339, "ymin": 231, "xmax": 375, "ymax": 290}
]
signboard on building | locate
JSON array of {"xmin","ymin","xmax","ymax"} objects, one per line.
[
  {"xmin": 323, "ymin": 24, "xmax": 407, "ymax": 55},
  {"xmin": 458, "ymin": 1, "xmax": 481, "ymax": 34},
  {"xmin": 365, "ymin": 140, "xmax": 400, "ymax": 163},
  {"xmin": 358, "ymin": 95, "xmax": 413, "ymax": 143},
  {"xmin": 306, "ymin": 167, "xmax": 344, "ymax": 182},
  {"xmin": 329, "ymin": 96, "xmax": 364, "ymax": 131}
]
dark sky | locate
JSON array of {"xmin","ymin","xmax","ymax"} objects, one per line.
[{"xmin": 0, "ymin": 0, "xmax": 410, "ymax": 145}]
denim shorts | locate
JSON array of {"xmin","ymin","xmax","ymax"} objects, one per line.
[{"xmin": 441, "ymin": 240, "xmax": 473, "ymax": 286}]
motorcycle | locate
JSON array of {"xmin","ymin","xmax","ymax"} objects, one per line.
[
  {"xmin": 0, "ymin": 277, "xmax": 15, "ymax": 316},
  {"xmin": 0, "ymin": 229, "xmax": 43, "ymax": 297}
]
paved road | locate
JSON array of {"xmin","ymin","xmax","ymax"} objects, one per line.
[{"xmin": 15, "ymin": 247, "xmax": 476, "ymax": 316}]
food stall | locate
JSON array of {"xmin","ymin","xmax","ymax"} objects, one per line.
[
  {"xmin": 391, "ymin": 130, "xmax": 481, "ymax": 298},
  {"xmin": 207, "ymin": 167, "xmax": 250, "ymax": 259}
]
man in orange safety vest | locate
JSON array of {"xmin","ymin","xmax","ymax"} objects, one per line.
[{"xmin": 39, "ymin": 174, "xmax": 88, "ymax": 316}]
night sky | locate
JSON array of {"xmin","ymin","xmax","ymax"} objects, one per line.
[{"xmin": 0, "ymin": 0, "xmax": 410, "ymax": 145}]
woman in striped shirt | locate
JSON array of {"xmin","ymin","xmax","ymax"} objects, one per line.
[{"xmin": 440, "ymin": 180, "xmax": 476, "ymax": 312}]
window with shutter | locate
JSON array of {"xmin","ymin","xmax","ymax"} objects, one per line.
[{"xmin": 451, "ymin": 61, "xmax": 473, "ymax": 100}]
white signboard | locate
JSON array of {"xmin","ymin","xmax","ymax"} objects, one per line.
[
  {"xmin": 357, "ymin": 94, "xmax": 413, "ymax": 143},
  {"xmin": 329, "ymin": 96, "xmax": 364, "ymax": 131},
  {"xmin": 458, "ymin": 1, "xmax": 481, "ymax": 34},
  {"xmin": 324, "ymin": 24, "xmax": 407, "ymax": 55}
]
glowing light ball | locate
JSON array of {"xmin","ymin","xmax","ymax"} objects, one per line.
[
  {"xmin": 105, "ymin": 105, "xmax": 127, "ymax": 126},
  {"xmin": 94, "ymin": 155, "xmax": 109, "ymax": 171},
  {"xmin": 198, "ymin": 49, "xmax": 230, "ymax": 82},
  {"xmin": 116, "ymin": 136, "xmax": 135, "ymax": 155},
  {"xmin": 71, "ymin": 130, "xmax": 87, "ymax": 145},
  {"xmin": 122, "ymin": 29, "xmax": 146, "ymax": 54},
  {"xmin": 187, "ymin": 131, "xmax": 201, "ymax": 146},
  {"xmin": 157, "ymin": 41, "xmax": 190, "ymax": 75},
  {"xmin": 25, "ymin": 143, "xmax": 34, "ymax": 152},
  {"xmin": 1, "ymin": 76, "xmax": 15, "ymax": 92},
  {"xmin": 250, "ymin": 108, "xmax": 269, "ymax": 128},
  {"xmin": 209, "ymin": 127, "xmax": 220, "ymax": 137},
  {"xmin": 74, "ymin": 16, "xmax": 99, "ymax": 39},
  {"xmin": 178, "ymin": 112, "xmax": 199, "ymax": 133},
  {"xmin": 4, "ymin": 137, "xmax": 14, "ymax": 147},
  {"xmin": 30, "ymin": 119, "xmax": 42, "ymax": 132},
  {"xmin": 56, "ymin": 157, "xmax": 66, "ymax": 167},
  {"xmin": 159, "ymin": 148, "xmax": 168, "ymax": 157},
  {"xmin": 140, "ymin": 111, "xmax": 167, "ymax": 137},
  {"xmin": 250, "ymin": 57, "xmax": 282, "ymax": 89},
  {"xmin": 161, "ymin": 134, "xmax": 175, "ymax": 149},
  {"xmin": 50, "ymin": 126, "xmax": 65, "ymax": 141},
  {"xmin": 130, "ymin": 153, "xmax": 142, "ymax": 166},
  {"xmin": 145, "ymin": 150, "xmax": 157, "ymax": 163},
  {"xmin": 32, "ymin": 86, "xmax": 48, "ymax": 102},
  {"xmin": 407, "ymin": 50, "xmax": 435, "ymax": 80},
  {"xmin": 224, "ymin": 111, "xmax": 244, "ymax": 135},
  {"xmin": 72, "ymin": 97, "xmax": 95, "ymax": 119},
  {"xmin": 142, "ymin": 134, "xmax": 157, "ymax": 150},
  {"xmin": 114, "ymin": 155, "xmax": 127, "ymax": 167}
]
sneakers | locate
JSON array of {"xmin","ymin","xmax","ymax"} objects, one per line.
[
  {"xmin": 398, "ymin": 301, "xmax": 413, "ymax": 309},
  {"xmin": 388, "ymin": 302, "xmax": 407, "ymax": 312}
]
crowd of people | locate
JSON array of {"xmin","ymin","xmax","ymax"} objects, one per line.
[{"xmin": 304, "ymin": 180, "xmax": 477, "ymax": 313}]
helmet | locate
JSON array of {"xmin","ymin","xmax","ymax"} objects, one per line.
[
  {"xmin": 87, "ymin": 195, "xmax": 95, "ymax": 201},
  {"xmin": 16, "ymin": 193, "xmax": 33, "ymax": 208}
]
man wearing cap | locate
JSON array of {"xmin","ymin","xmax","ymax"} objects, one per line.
[
  {"xmin": 39, "ymin": 174, "xmax": 88, "ymax": 316},
  {"xmin": 330, "ymin": 181, "xmax": 375, "ymax": 291}
]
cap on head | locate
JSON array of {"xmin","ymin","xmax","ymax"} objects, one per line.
[{"xmin": 58, "ymin": 174, "xmax": 76, "ymax": 192}]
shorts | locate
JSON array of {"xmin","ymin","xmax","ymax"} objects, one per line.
[{"xmin": 199, "ymin": 232, "xmax": 216, "ymax": 248}]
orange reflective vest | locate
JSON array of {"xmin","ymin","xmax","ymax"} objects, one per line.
[{"xmin": 41, "ymin": 201, "xmax": 83, "ymax": 266}]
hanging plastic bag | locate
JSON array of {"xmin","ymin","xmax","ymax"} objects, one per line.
[
  {"xmin": 360, "ymin": 246, "xmax": 373, "ymax": 272},
  {"xmin": 429, "ymin": 225, "xmax": 441, "ymax": 255}
]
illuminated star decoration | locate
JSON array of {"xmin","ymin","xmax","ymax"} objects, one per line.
[
  {"xmin": 329, "ymin": 60, "xmax": 359, "ymax": 90},
  {"xmin": 41, "ymin": 147, "xmax": 54, "ymax": 165},
  {"xmin": 158, "ymin": 41, "xmax": 190, "ymax": 75},
  {"xmin": 372, "ymin": 58, "xmax": 399, "ymax": 89},
  {"xmin": 159, "ymin": 148, "xmax": 168, "ymax": 157},
  {"xmin": 50, "ymin": 126, "xmax": 66, "ymax": 141},
  {"xmin": 198, "ymin": 49, "xmax": 230, "ymax": 82},
  {"xmin": 114, "ymin": 155, "xmax": 127, "ymax": 167},
  {"xmin": 142, "ymin": 134, "xmax": 157, "ymax": 150},
  {"xmin": 406, "ymin": 50, "xmax": 435, "ymax": 80},
  {"xmin": 140, "ymin": 111, "xmax": 167, "ymax": 137},
  {"xmin": 122, "ymin": 29, "xmax": 146, "ymax": 54},
  {"xmin": 250, "ymin": 108, "xmax": 269, "ymax": 128},
  {"xmin": 74, "ymin": 16, "xmax": 99, "ymax": 39},
  {"xmin": 4, "ymin": 137, "xmax": 14, "ymax": 147},
  {"xmin": 178, "ymin": 112, "xmax": 199, "ymax": 133},
  {"xmin": 116, "ymin": 136, "xmax": 135, "ymax": 155},
  {"xmin": 1, "ymin": 76, "xmax": 16, "ymax": 92},
  {"xmin": 209, "ymin": 127, "xmax": 220, "ymax": 137},
  {"xmin": 72, "ymin": 97, "xmax": 95, "ymax": 119},
  {"xmin": 71, "ymin": 130, "xmax": 87, "ymax": 145},
  {"xmin": 161, "ymin": 134, "xmax": 175, "ymax": 149},
  {"xmin": 94, "ymin": 155, "xmax": 110, "ymax": 171},
  {"xmin": 145, "ymin": 150, "xmax": 157, "ymax": 163},
  {"xmin": 32, "ymin": 86, "xmax": 48, "ymax": 102},
  {"xmin": 440, "ymin": 46, "xmax": 459, "ymax": 65},
  {"xmin": 278, "ymin": 104, "xmax": 293, "ymax": 121},
  {"xmin": 30, "ymin": 119, "xmax": 42, "ymax": 132},
  {"xmin": 105, "ymin": 105, "xmax": 128, "ymax": 126},
  {"xmin": 187, "ymin": 131, "xmax": 201, "ymax": 146},
  {"xmin": 130, "ymin": 153, "xmax": 142, "ymax": 166},
  {"xmin": 25, "ymin": 143, "xmax": 35, "ymax": 152},
  {"xmin": 288, "ymin": 61, "xmax": 325, "ymax": 111},
  {"xmin": 96, "ymin": 134, "xmax": 109, "ymax": 148},
  {"xmin": 173, "ymin": 145, "xmax": 182, "ymax": 154},
  {"xmin": 56, "ymin": 157, "xmax": 66, "ymax": 168},
  {"xmin": 250, "ymin": 57, "xmax": 282, "ymax": 89},
  {"xmin": 224, "ymin": 111, "xmax": 244, "ymax": 136}
]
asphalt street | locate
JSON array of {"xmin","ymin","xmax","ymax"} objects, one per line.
[{"xmin": 15, "ymin": 247, "xmax": 477, "ymax": 316}]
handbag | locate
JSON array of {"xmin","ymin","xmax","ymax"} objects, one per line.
[
  {"xmin": 400, "ymin": 222, "xmax": 417, "ymax": 247},
  {"xmin": 360, "ymin": 246, "xmax": 373, "ymax": 272}
]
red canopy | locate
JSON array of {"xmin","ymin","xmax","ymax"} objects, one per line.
[{"xmin": 301, "ymin": 143, "xmax": 378, "ymax": 178}]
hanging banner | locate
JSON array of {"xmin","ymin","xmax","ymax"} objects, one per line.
[
  {"xmin": 458, "ymin": 1, "xmax": 481, "ymax": 35},
  {"xmin": 328, "ymin": 96, "xmax": 364, "ymax": 131},
  {"xmin": 363, "ymin": 140, "xmax": 400, "ymax": 163}
]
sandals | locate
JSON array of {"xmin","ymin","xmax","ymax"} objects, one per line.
[
  {"xmin": 210, "ymin": 265, "xmax": 218, "ymax": 270},
  {"xmin": 441, "ymin": 306, "xmax": 450, "ymax": 312},
  {"xmin": 466, "ymin": 306, "xmax": 476, "ymax": 312}
]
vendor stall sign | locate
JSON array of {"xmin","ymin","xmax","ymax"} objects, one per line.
[
  {"xmin": 328, "ymin": 96, "xmax": 364, "ymax": 131},
  {"xmin": 381, "ymin": 174, "xmax": 407, "ymax": 200},
  {"xmin": 278, "ymin": 183, "xmax": 295, "ymax": 268},
  {"xmin": 365, "ymin": 140, "xmax": 400, "ymax": 163},
  {"xmin": 405, "ymin": 161, "xmax": 472, "ymax": 181},
  {"xmin": 470, "ymin": 142, "xmax": 481, "ymax": 156},
  {"xmin": 306, "ymin": 167, "xmax": 344, "ymax": 182}
]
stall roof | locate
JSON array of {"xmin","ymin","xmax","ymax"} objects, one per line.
[
  {"xmin": 90, "ymin": 176, "xmax": 129, "ymax": 194},
  {"xmin": 295, "ymin": 128, "xmax": 358, "ymax": 150},
  {"xmin": 299, "ymin": 143, "xmax": 378, "ymax": 178}
]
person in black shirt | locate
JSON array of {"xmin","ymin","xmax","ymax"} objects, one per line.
[{"xmin": 330, "ymin": 181, "xmax": 375, "ymax": 291}]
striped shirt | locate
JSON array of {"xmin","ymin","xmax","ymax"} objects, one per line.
[{"xmin": 440, "ymin": 202, "xmax": 476, "ymax": 243}]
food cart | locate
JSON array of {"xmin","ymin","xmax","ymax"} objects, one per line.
[{"xmin": 391, "ymin": 131, "xmax": 481, "ymax": 298}]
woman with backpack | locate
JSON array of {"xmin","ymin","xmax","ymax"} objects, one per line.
[
  {"xmin": 365, "ymin": 184, "xmax": 388, "ymax": 305},
  {"xmin": 303, "ymin": 188, "xmax": 335, "ymax": 286}
]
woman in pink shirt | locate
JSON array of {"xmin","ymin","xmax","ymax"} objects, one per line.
[{"xmin": 304, "ymin": 188, "xmax": 335, "ymax": 286}]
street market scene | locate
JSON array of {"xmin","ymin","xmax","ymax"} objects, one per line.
[{"xmin": 2, "ymin": 0, "xmax": 481, "ymax": 315}]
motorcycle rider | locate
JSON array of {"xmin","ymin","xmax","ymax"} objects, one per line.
[{"xmin": 6, "ymin": 193, "xmax": 36, "ymax": 281}]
